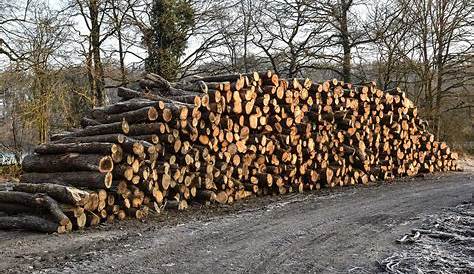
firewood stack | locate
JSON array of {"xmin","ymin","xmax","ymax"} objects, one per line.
[{"xmin": 0, "ymin": 71, "xmax": 458, "ymax": 233}]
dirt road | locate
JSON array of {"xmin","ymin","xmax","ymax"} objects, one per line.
[{"xmin": 0, "ymin": 171, "xmax": 472, "ymax": 274}]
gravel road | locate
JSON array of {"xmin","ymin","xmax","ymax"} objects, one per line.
[{"xmin": 0, "ymin": 171, "xmax": 472, "ymax": 274}]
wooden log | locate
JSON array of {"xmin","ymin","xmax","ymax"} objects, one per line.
[
  {"xmin": 80, "ymin": 117, "xmax": 102, "ymax": 127},
  {"xmin": 23, "ymin": 153, "xmax": 113, "ymax": 173},
  {"xmin": 20, "ymin": 171, "xmax": 113, "ymax": 189},
  {"xmin": 0, "ymin": 215, "xmax": 66, "ymax": 233},
  {"xmin": 0, "ymin": 191, "xmax": 70, "ymax": 227},
  {"xmin": 117, "ymin": 86, "xmax": 162, "ymax": 101},
  {"xmin": 0, "ymin": 202, "xmax": 42, "ymax": 215},
  {"xmin": 93, "ymin": 106, "xmax": 158, "ymax": 124},
  {"xmin": 34, "ymin": 142, "xmax": 120, "ymax": 155},
  {"xmin": 0, "ymin": 182, "xmax": 90, "ymax": 206},
  {"xmin": 173, "ymin": 80, "xmax": 208, "ymax": 93},
  {"xmin": 52, "ymin": 121, "xmax": 129, "ymax": 140},
  {"xmin": 53, "ymin": 133, "xmax": 127, "ymax": 144},
  {"xmin": 91, "ymin": 98, "xmax": 158, "ymax": 117},
  {"xmin": 127, "ymin": 122, "xmax": 168, "ymax": 136}
]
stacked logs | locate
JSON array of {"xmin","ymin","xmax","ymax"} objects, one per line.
[{"xmin": 0, "ymin": 71, "xmax": 458, "ymax": 233}]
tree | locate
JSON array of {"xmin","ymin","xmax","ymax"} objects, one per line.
[
  {"xmin": 252, "ymin": 0, "xmax": 329, "ymax": 78},
  {"xmin": 1, "ymin": 1, "xmax": 76, "ymax": 144},
  {"xmin": 106, "ymin": 0, "xmax": 141, "ymax": 85},
  {"xmin": 0, "ymin": 1, "xmax": 29, "ymax": 62},
  {"xmin": 74, "ymin": 0, "xmax": 116, "ymax": 106},
  {"xmin": 392, "ymin": 0, "xmax": 473, "ymax": 137},
  {"xmin": 144, "ymin": 0, "xmax": 194, "ymax": 80},
  {"xmin": 311, "ymin": 0, "xmax": 379, "ymax": 82}
]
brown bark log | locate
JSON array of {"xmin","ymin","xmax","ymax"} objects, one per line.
[
  {"xmin": 23, "ymin": 153, "xmax": 113, "ymax": 173},
  {"xmin": 20, "ymin": 171, "xmax": 113, "ymax": 189},
  {"xmin": 52, "ymin": 121, "xmax": 129, "ymax": 140},
  {"xmin": 0, "ymin": 215, "xmax": 65, "ymax": 233},
  {"xmin": 53, "ymin": 134, "xmax": 126, "ymax": 144},
  {"xmin": 0, "ymin": 182, "xmax": 90, "ymax": 206},
  {"xmin": 0, "ymin": 191, "xmax": 70, "ymax": 227},
  {"xmin": 94, "ymin": 106, "xmax": 158, "ymax": 124},
  {"xmin": 34, "ymin": 142, "xmax": 120, "ymax": 155}
]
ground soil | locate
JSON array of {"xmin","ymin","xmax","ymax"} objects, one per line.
[{"xmin": 0, "ymin": 169, "xmax": 472, "ymax": 274}]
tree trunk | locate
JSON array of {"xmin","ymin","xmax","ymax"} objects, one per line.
[{"xmin": 90, "ymin": 0, "xmax": 105, "ymax": 106}]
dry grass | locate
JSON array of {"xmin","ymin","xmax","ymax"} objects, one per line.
[{"xmin": 0, "ymin": 165, "xmax": 21, "ymax": 183}]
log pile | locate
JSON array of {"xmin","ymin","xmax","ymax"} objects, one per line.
[{"xmin": 0, "ymin": 71, "xmax": 458, "ymax": 233}]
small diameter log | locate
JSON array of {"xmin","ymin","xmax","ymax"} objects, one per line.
[
  {"xmin": 34, "ymin": 142, "xmax": 120, "ymax": 156},
  {"xmin": 173, "ymin": 80, "xmax": 208, "ymax": 93},
  {"xmin": 53, "ymin": 134, "xmax": 127, "ymax": 144},
  {"xmin": 93, "ymin": 106, "xmax": 158, "ymax": 124},
  {"xmin": 52, "ymin": 121, "xmax": 129, "ymax": 140},
  {"xmin": 0, "ymin": 191, "xmax": 70, "ymax": 227},
  {"xmin": 80, "ymin": 117, "xmax": 101, "ymax": 127},
  {"xmin": 0, "ymin": 215, "xmax": 66, "ymax": 233},
  {"xmin": 91, "ymin": 98, "xmax": 158, "ymax": 117},
  {"xmin": 20, "ymin": 171, "xmax": 113, "ymax": 189},
  {"xmin": 22, "ymin": 153, "xmax": 113, "ymax": 173},
  {"xmin": 0, "ymin": 182, "xmax": 90, "ymax": 206}
]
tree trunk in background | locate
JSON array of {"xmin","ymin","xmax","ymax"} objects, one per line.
[
  {"xmin": 111, "ymin": 0, "xmax": 127, "ymax": 86},
  {"xmin": 340, "ymin": 0, "xmax": 351, "ymax": 83},
  {"xmin": 89, "ymin": 0, "xmax": 105, "ymax": 106}
]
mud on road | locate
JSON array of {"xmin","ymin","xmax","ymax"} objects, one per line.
[{"xmin": 0, "ymin": 171, "xmax": 472, "ymax": 274}]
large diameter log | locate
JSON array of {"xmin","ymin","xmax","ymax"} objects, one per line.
[
  {"xmin": 20, "ymin": 171, "xmax": 113, "ymax": 189},
  {"xmin": 22, "ymin": 153, "xmax": 113, "ymax": 173},
  {"xmin": 0, "ymin": 182, "xmax": 90, "ymax": 206},
  {"xmin": 0, "ymin": 215, "xmax": 65, "ymax": 233},
  {"xmin": 0, "ymin": 191, "xmax": 70, "ymax": 227}
]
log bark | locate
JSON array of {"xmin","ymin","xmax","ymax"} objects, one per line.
[
  {"xmin": 0, "ymin": 215, "xmax": 64, "ymax": 233},
  {"xmin": 21, "ymin": 171, "xmax": 113, "ymax": 189},
  {"xmin": 0, "ymin": 191, "xmax": 70, "ymax": 226},
  {"xmin": 23, "ymin": 153, "xmax": 113, "ymax": 173},
  {"xmin": 35, "ymin": 142, "xmax": 120, "ymax": 155},
  {"xmin": 91, "ymin": 98, "xmax": 157, "ymax": 117},
  {"xmin": 52, "ymin": 121, "xmax": 129, "ymax": 140},
  {"xmin": 0, "ymin": 182, "xmax": 90, "ymax": 206},
  {"xmin": 93, "ymin": 106, "xmax": 158, "ymax": 124},
  {"xmin": 53, "ymin": 134, "xmax": 126, "ymax": 144}
]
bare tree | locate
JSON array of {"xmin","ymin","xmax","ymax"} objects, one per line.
[
  {"xmin": 252, "ymin": 0, "xmax": 329, "ymax": 78},
  {"xmin": 391, "ymin": 0, "xmax": 473, "ymax": 137},
  {"xmin": 73, "ymin": 0, "xmax": 118, "ymax": 106},
  {"xmin": 308, "ymin": 0, "xmax": 380, "ymax": 82},
  {"xmin": 0, "ymin": 1, "xmax": 75, "ymax": 145},
  {"xmin": 0, "ymin": 1, "xmax": 30, "ymax": 62},
  {"xmin": 107, "ymin": 0, "xmax": 140, "ymax": 85}
]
